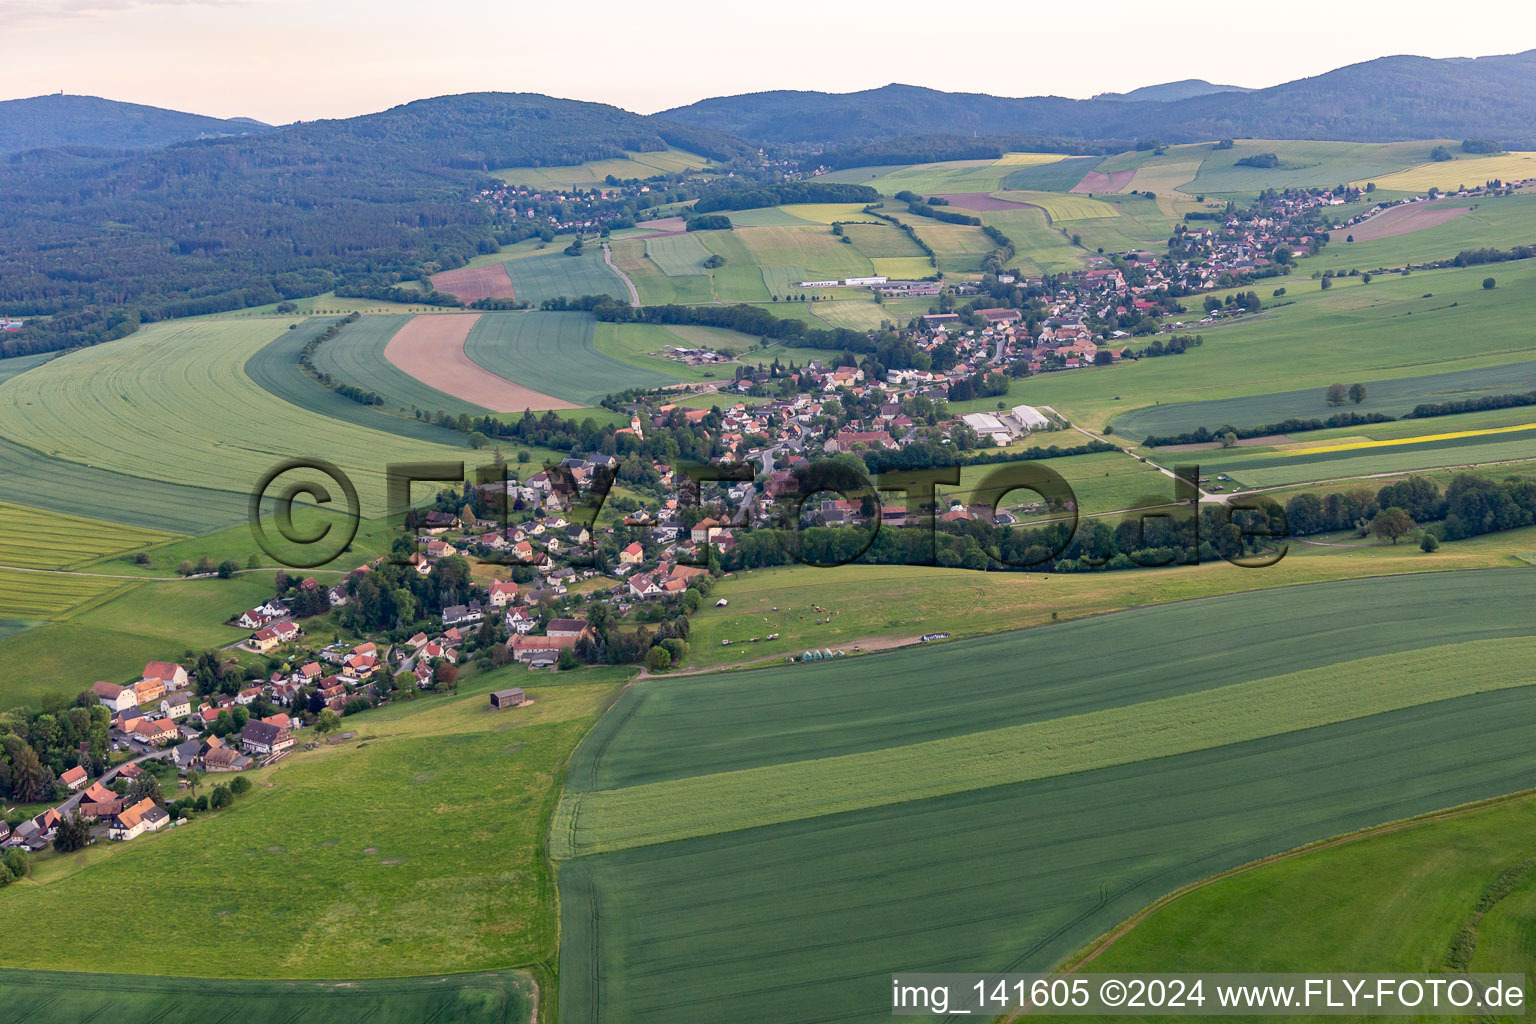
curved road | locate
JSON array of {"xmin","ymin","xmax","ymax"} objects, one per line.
[{"xmin": 602, "ymin": 243, "xmax": 640, "ymax": 307}]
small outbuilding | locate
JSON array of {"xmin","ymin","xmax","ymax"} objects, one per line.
[{"xmin": 490, "ymin": 688, "xmax": 528, "ymax": 709}]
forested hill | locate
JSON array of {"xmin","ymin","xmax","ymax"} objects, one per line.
[
  {"xmin": 1094, "ymin": 79, "xmax": 1251, "ymax": 103},
  {"xmin": 0, "ymin": 92, "xmax": 748, "ymax": 356},
  {"xmin": 0, "ymin": 94, "xmax": 270, "ymax": 155},
  {"xmin": 660, "ymin": 50, "xmax": 1536, "ymax": 146}
]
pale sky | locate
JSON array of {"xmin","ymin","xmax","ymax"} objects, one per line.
[{"xmin": 2, "ymin": 0, "xmax": 1533, "ymax": 124}]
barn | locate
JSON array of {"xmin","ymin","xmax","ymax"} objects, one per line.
[{"xmin": 490, "ymin": 688, "xmax": 527, "ymax": 709}]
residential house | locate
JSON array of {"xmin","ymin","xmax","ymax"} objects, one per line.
[
  {"xmin": 619, "ymin": 541, "xmax": 645, "ymax": 566},
  {"xmin": 93, "ymin": 681, "xmax": 137, "ymax": 713},
  {"xmin": 60, "ymin": 765, "xmax": 88, "ymax": 791},
  {"xmin": 442, "ymin": 601, "xmax": 485, "ymax": 627},
  {"xmin": 505, "ymin": 607, "xmax": 536, "ymax": 634},
  {"xmin": 160, "ymin": 691, "xmax": 192, "ymax": 719},
  {"xmin": 109, "ymin": 797, "xmax": 169, "ymax": 841},
  {"xmin": 142, "ymin": 661, "xmax": 189, "ymax": 691},
  {"xmin": 125, "ymin": 717, "xmax": 178, "ymax": 745},
  {"xmin": 486, "ymin": 580, "xmax": 520, "ymax": 608}
]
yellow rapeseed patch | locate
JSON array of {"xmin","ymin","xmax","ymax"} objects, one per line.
[{"xmin": 1282, "ymin": 422, "xmax": 1536, "ymax": 456}]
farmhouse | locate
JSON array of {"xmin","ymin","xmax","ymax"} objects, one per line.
[
  {"xmin": 142, "ymin": 660, "xmax": 189, "ymax": 690},
  {"xmin": 131, "ymin": 677, "xmax": 165, "ymax": 705},
  {"xmin": 489, "ymin": 687, "xmax": 528, "ymax": 709},
  {"xmin": 79, "ymin": 782, "xmax": 125, "ymax": 820},
  {"xmin": 546, "ymin": 618, "xmax": 590, "ymax": 640},
  {"xmin": 109, "ymin": 797, "xmax": 169, "ymax": 841},
  {"xmin": 240, "ymin": 720, "xmax": 294, "ymax": 757},
  {"xmin": 508, "ymin": 633, "xmax": 579, "ymax": 665},
  {"xmin": 202, "ymin": 747, "xmax": 252, "ymax": 772},
  {"xmin": 92, "ymin": 681, "xmax": 137, "ymax": 713}
]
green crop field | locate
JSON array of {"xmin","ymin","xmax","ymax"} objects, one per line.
[
  {"xmin": 840, "ymin": 222, "xmax": 927, "ymax": 257},
  {"xmin": 861, "ymin": 153, "xmax": 1069, "ymax": 195},
  {"xmin": 734, "ymin": 225, "xmax": 876, "ymax": 280},
  {"xmin": 0, "ymin": 318, "xmax": 475, "ymax": 519},
  {"xmin": 607, "ymin": 237, "xmax": 713, "ymax": 304},
  {"xmin": 1081, "ymin": 791, "xmax": 1536, "ymax": 994},
  {"xmin": 1007, "ymin": 259, "xmax": 1536, "ymax": 432},
  {"xmin": 249, "ymin": 315, "xmax": 491, "ymax": 427},
  {"xmin": 1115, "ymin": 358, "xmax": 1536, "ymax": 440},
  {"xmin": 1, "ymin": 668, "xmax": 625, "ymax": 979},
  {"xmin": 965, "ymin": 203, "xmax": 1085, "ymax": 274},
  {"xmin": 1184, "ymin": 140, "xmax": 1438, "ymax": 196},
  {"xmin": 1000, "ymin": 154, "xmax": 1102, "ymax": 192},
  {"xmin": 502, "ymin": 249, "xmax": 627, "ymax": 305},
  {"xmin": 995, "ymin": 191, "xmax": 1119, "ymax": 221},
  {"xmin": 0, "ymin": 501, "xmax": 174, "ymax": 569},
  {"xmin": 0, "ymin": 567, "xmax": 129, "ymax": 620},
  {"xmin": 463, "ymin": 311, "xmax": 681, "ymax": 405},
  {"xmin": 556, "ymin": 569, "xmax": 1536, "ymax": 1024},
  {"xmin": 557, "ymin": 637, "xmax": 1536, "ymax": 855},
  {"xmin": 493, "ymin": 145, "xmax": 712, "ymax": 190},
  {"xmin": 869, "ymin": 256, "xmax": 936, "ymax": 278},
  {"xmin": 0, "ymin": 970, "xmax": 534, "ymax": 1024},
  {"xmin": 897, "ymin": 217, "xmax": 998, "ymax": 273},
  {"xmin": 809, "ymin": 299, "xmax": 900, "ymax": 331},
  {"xmin": 692, "ymin": 230, "xmax": 773, "ymax": 302},
  {"xmin": 0, "ymin": 433, "xmax": 256, "ymax": 534},
  {"xmin": 1204, "ymin": 423, "xmax": 1536, "ymax": 489},
  {"xmin": 1319, "ymin": 191, "xmax": 1536, "ymax": 270},
  {"xmin": 0, "ymin": 350, "xmax": 52, "ymax": 386},
  {"xmin": 643, "ymin": 232, "xmax": 713, "ymax": 276}
]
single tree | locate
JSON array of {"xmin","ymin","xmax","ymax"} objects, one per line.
[
  {"xmin": 1370, "ymin": 506, "xmax": 1416, "ymax": 544},
  {"xmin": 1420, "ymin": 532, "xmax": 1440, "ymax": 552},
  {"xmin": 315, "ymin": 709, "xmax": 340, "ymax": 736},
  {"xmin": 1483, "ymin": 277, "xmax": 1497, "ymax": 290},
  {"xmin": 52, "ymin": 814, "xmax": 90, "ymax": 853},
  {"xmin": 1325, "ymin": 383, "xmax": 1348, "ymax": 407},
  {"xmin": 1348, "ymin": 383, "xmax": 1367, "ymax": 404}
]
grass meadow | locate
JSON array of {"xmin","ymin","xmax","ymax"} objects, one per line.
[
  {"xmin": 1078, "ymin": 790, "xmax": 1536, "ymax": 1002},
  {"xmin": 0, "ymin": 668, "xmax": 625, "ymax": 979}
]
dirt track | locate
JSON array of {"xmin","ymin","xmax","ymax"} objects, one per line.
[
  {"xmin": 428, "ymin": 263, "xmax": 516, "ymax": 302},
  {"xmin": 1346, "ymin": 200, "xmax": 1468, "ymax": 241},
  {"xmin": 382, "ymin": 313, "xmax": 578, "ymax": 412}
]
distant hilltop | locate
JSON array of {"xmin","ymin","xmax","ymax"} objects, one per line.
[{"xmin": 1092, "ymin": 79, "xmax": 1254, "ymax": 103}]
